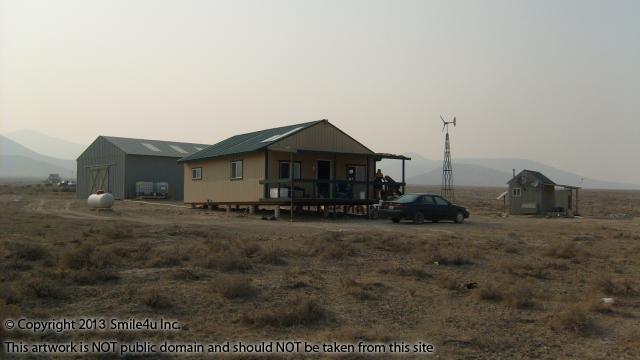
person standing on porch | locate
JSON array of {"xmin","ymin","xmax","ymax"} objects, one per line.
[{"xmin": 374, "ymin": 169, "xmax": 385, "ymax": 199}]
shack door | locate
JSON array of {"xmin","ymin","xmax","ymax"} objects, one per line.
[{"xmin": 89, "ymin": 166, "xmax": 110, "ymax": 194}]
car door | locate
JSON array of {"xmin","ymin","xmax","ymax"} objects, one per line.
[
  {"xmin": 433, "ymin": 196, "xmax": 453, "ymax": 220},
  {"xmin": 418, "ymin": 195, "xmax": 436, "ymax": 220}
]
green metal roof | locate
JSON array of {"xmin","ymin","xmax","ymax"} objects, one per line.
[
  {"xmin": 178, "ymin": 120, "xmax": 325, "ymax": 162},
  {"xmin": 102, "ymin": 136, "xmax": 209, "ymax": 158}
]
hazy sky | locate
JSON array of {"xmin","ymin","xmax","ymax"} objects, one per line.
[{"xmin": 1, "ymin": 0, "xmax": 639, "ymax": 183}]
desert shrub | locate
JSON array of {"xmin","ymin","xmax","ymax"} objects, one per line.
[
  {"xmin": 21, "ymin": 276, "xmax": 65, "ymax": 299},
  {"xmin": 240, "ymin": 242, "xmax": 261, "ymax": 258},
  {"xmin": 499, "ymin": 259, "xmax": 550, "ymax": 279},
  {"xmin": 168, "ymin": 268, "xmax": 201, "ymax": 281},
  {"xmin": 11, "ymin": 243, "xmax": 50, "ymax": 261},
  {"xmin": 260, "ymin": 245, "xmax": 287, "ymax": 265},
  {"xmin": 341, "ymin": 279, "xmax": 386, "ymax": 301},
  {"xmin": 198, "ymin": 250, "xmax": 253, "ymax": 272},
  {"xmin": 550, "ymin": 304, "xmax": 597, "ymax": 335},
  {"xmin": 216, "ymin": 276, "xmax": 258, "ymax": 300},
  {"xmin": 477, "ymin": 281, "xmax": 504, "ymax": 301},
  {"xmin": 244, "ymin": 296, "xmax": 325, "ymax": 327},
  {"xmin": 598, "ymin": 278, "xmax": 637, "ymax": 296},
  {"xmin": 322, "ymin": 243, "xmax": 357, "ymax": 260},
  {"xmin": 103, "ymin": 226, "xmax": 133, "ymax": 240},
  {"xmin": 545, "ymin": 242, "xmax": 577, "ymax": 259},
  {"xmin": 62, "ymin": 245, "xmax": 114, "ymax": 270},
  {"xmin": 394, "ymin": 266, "xmax": 431, "ymax": 280},
  {"xmin": 431, "ymin": 249, "xmax": 473, "ymax": 266},
  {"xmin": 150, "ymin": 253, "xmax": 183, "ymax": 268},
  {"xmin": 70, "ymin": 269, "xmax": 119, "ymax": 285},
  {"xmin": 139, "ymin": 287, "xmax": 173, "ymax": 310},
  {"xmin": 506, "ymin": 283, "xmax": 536, "ymax": 309},
  {"xmin": 437, "ymin": 274, "xmax": 460, "ymax": 290}
]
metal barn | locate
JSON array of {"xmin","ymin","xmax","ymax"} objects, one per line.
[
  {"xmin": 77, "ymin": 136, "xmax": 208, "ymax": 200},
  {"xmin": 507, "ymin": 169, "xmax": 580, "ymax": 216}
]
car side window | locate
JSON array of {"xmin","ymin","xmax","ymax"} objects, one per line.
[
  {"xmin": 434, "ymin": 196, "xmax": 449, "ymax": 206},
  {"xmin": 420, "ymin": 196, "xmax": 435, "ymax": 205}
]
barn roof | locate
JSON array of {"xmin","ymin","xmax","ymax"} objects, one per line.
[
  {"xmin": 101, "ymin": 136, "xmax": 209, "ymax": 158},
  {"xmin": 508, "ymin": 169, "xmax": 556, "ymax": 185},
  {"xmin": 178, "ymin": 120, "xmax": 329, "ymax": 162}
]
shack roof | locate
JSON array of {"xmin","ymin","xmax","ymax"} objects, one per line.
[{"xmin": 507, "ymin": 169, "xmax": 556, "ymax": 186}]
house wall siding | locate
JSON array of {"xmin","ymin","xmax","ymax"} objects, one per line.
[{"xmin": 183, "ymin": 151, "xmax": 265, "ymax": 203}]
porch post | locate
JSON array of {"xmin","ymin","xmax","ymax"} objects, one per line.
[
  {"xmin": 365, "ymin": 156, "xmax": 370, "ymax": 200},
  {"xmin": 264, "ymin": 149, "xmax": 269, "ymax": 199},
  {"xmin": 401, "ymin": 159, "xmax": 406, "ymax": 194},
  {"xmin": 290, "ymin": 151, "xmax": 294, "ymax": 222}
]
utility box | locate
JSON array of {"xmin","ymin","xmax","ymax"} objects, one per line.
[{"xmin": 136, "ymin": 181, "xmax": 154, "ymax": 196}]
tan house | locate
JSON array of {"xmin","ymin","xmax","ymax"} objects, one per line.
[{"xmin": 178, "ymin": 120, "xmax": 409, "ymax": 210}]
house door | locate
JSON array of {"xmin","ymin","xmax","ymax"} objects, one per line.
[
  {"xmin": 317, "ymin": 160, "xmax": 331, "ymax": 198},
  {"xmin": 89, "ymin": 166, "xmax": 110, "ymax": 194}
]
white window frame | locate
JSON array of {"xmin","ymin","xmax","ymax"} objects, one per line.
[
  {"xmin": 191, "ymin": 167, "xmax": 202, "ymax": 181},
  {"xmin": 231, "ymin": 160, "xmax": 243, "ymax": 180},
  {"xmin": 512, "ymin": 187, "xmax": 522, "ymax": 197}
]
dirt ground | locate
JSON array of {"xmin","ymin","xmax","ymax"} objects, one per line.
[{"xmin": 1, "ymin": 185, "xmax": 639, "ymax": 359}]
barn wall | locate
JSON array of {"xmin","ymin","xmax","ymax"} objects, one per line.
[
  {"xmin": 124, "ymin": 155, "xmax": 184, "ymax": 200},
  {"xmin": 268, "ymin": 121, "xmax": 373, "ymax": 155},
  {"xmin": 183, "ymin": 151, "xmax": 265, "ymax": 203},
  {"xmin": 76, "ymin": 137, "xmax": 125, "ymax": 199}
]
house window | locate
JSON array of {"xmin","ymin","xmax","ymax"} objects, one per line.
[
  {"xmin": 512, "ymin": 187, "xmax": 522, "ymax": 197},
  {"xmin": 191, "ymin": 167, "xmax": 202, "ymax": 180},
  {"xmin": 347, "ymin": 165, "xmax": 366, "ymax": 182},
  {"xmin": 231, "ymin": 160, "xmax": 243, "ymax": 180},
  {"xmin": 279, "ymin": 161, "xmax": 301, "ymax": 179}
]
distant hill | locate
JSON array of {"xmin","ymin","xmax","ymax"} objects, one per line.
[
  {"xmin": 2, "ymin": 129, "xmax": 85, "ymax": 160},
  {"xmin": 381, "ymin": 153, "xmax": 640, "ymax": 190},
  {"xmin": 0, "ymin": 136, "xmax": 75, "ymax": 178},
  {"xmin": 408, "ymin": 164, "xmax": 512, "ymax": 187}
]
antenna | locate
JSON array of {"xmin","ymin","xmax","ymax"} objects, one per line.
[{"xmin": 440, "ymin": 115, "xmax": 457, "ymax": 200}]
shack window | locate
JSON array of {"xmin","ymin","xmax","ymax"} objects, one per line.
[
  {"xmin": 191, "ymin": 167, "xmax": 202, "ymax": 180},
  {"xmin": 231, "ymin": 160, "xmax": 243, "ymax": 180},
  {"xmin": 512, "ymin": 187, "xmax": 522, "ymax": 197},
  {"xmin": 279, "ymin": 161, "xmax": 301, "ymax": 179}
]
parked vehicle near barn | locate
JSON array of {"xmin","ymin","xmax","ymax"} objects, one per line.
[{"xmin": 379, "ymin": 193, "xmax": 469, "ymax": 224}]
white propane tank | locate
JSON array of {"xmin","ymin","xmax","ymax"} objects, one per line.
[{"xmin": 87, "ymin": 192, "xmax": 114, "ymax": 209}]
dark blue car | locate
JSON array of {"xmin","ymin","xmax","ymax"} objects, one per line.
[{"xmin": 379, "ymin": 193, "xmax": 469, "ymax": 224}]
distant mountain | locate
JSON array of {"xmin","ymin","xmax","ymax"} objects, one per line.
[
  {"xmin": 0, "ymin": 136, "xmax": 75, "ymax": 178},
  {"xmin": 381, "ymin": 153, "xmax": 639, "ymax": 190},
  {"xmin": 0, "ymin": 155, "xmax": 74, "ymax": 178},
  {"xmin": 409, "ymin": 164, "xmax": 512, "ymax": 187},
  {"xmin": 2, "ymin": 129, "xmax": 85, "ymax": 160}
]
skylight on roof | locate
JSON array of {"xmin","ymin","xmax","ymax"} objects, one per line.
[
  {"xmin": 260, "ymin": 127, "xmax": 303, "ymax": 143},
  {"xmin": 141, "ymin": 143, "xmax": 161, "ymax": 152},
  {"xmin": 169, "ymin": 145, "xmax": 188, "ymax": 154}
]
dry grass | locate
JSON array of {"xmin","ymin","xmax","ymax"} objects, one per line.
[
  {"xmin": 1, "ymin": 186, "xmax": 639, "ymax": 358},
  {"xmin": 550, "ymin": 304, "xmax": 598, "ymax": 336},
  {"xmin": 139, "ymin": 286, "xmax": 174, "ymax": 310},
  {"xmin": 243, "ymin": 296, "xmax": 326, "ymax": 327},
  {"xmin": 216, "ymin": 276, "xmax": 259, "ymax": 300}
]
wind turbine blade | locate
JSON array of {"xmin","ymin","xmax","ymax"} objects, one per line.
[{"xmin": 440, "ymin": 115, "xmax": 445, "ymax": 123}]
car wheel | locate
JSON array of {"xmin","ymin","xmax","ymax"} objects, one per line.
[
  {"xmin": 391, "ymin": 218, "xmax": 400, "ymax": 223},
  {"xmin": 454, "ymin": 211, "xmax": 465, "ymax": 224},
  {"xmin": 413, "ymin": 212, "xmax": 425, "ymax": 224}
]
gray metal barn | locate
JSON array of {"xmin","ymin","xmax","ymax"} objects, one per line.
[{"xmin": 77, "ymin": 136, "xmax": 208, "ymax": 200}]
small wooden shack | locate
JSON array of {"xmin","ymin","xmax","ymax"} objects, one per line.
[
  {"xmin": 507, "ymin": 169, "xmax": 580, "ymax": 216},
  {"xmin": 178, "ymin": 119, "xmax": 409, "ymax": 213}
]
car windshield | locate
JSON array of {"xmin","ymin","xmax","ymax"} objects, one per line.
[{"xmin": 394, "ymin": 194, "xmax": 421, "ymax": 203}]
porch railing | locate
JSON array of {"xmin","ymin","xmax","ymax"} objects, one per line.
[{"xmin": 258, "ymin": 178, "xmax": 407, "ymax": 201}]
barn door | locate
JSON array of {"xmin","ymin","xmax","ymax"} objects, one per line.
[{"xmin": 89, "ymin": 166, "xmax": 110, "ymax": 194}]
